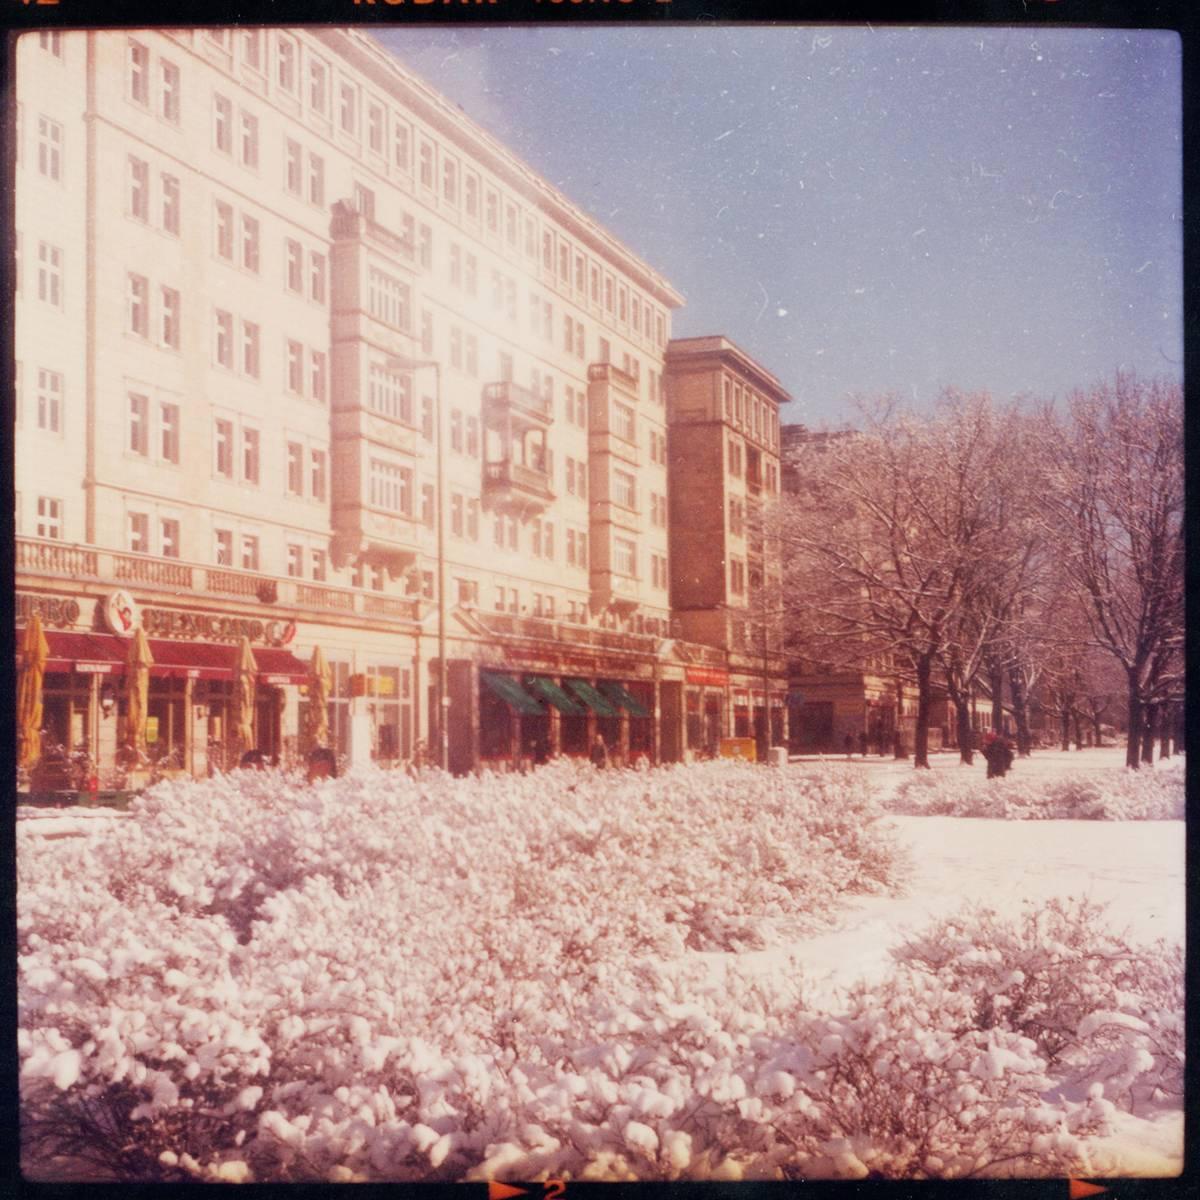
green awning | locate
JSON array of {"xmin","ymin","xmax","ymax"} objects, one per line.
[
  {"xmin": 481, "ymin": 671, "xmax": 545, "ymax": 715},
  {"xmin": 598, "ymin": 681, "xmax": 651, "ymax": 718},
  {"xmin": 524, "ymin": 676, "xmax": 587, "ymax": 715},
  {"xmin": 565, "ymin": 679, "xmax": 620, "ymax": 717}
]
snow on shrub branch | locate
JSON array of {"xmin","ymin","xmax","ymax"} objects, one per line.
[
  {"xmin": 18, "ymin": 762, "xmax": 1180, "ymax": 1181},
  {"xmin": 888, "ymin": 759, "xmax": 1184, "ymax": 820}
]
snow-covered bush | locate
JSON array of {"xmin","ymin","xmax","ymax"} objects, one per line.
[
  {"xmin": 18, "ymin": 761, "xmax": 907, "ymax": 1179},
  {"xmin": 18, "ymin": 764, "xmax": 1180, "ymax": 1180},
  {"xmin": 892, "ymin": 898, "xmax": 1184, "ymax": 1108},
  {"xmin": 889, "ymin": 759, "xmax": 1184, "ymax": 820}
]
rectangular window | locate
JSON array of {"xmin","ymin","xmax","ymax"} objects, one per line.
[
  {"xmin": 241, "ymin": 320, "xmax": 260, "ymax": 377},
  {"xmin": 369, "ymin": 459, "xmax": 411, "ymax": 515},
  {"xmin": 242, "ymin": 428, "xmax": 260, "ymax": 484},
  {"xmin": 36, "ymin": 369, "xmax": 62, "ymax": 433},
  {"xmin": 240, "ymin": 111, "xmax": 259, "ymax": 168},
  {"xmin": 285, "ymin": 239, "xmax": 303, "ymax": 291},
  {"xmin": 486, "ymin": 189, "xmax": 498, "ymax": 233},
  {"xmin": 286, "ymin": 340, "xmax": 304, "ymax": 393},
  {"xmin": 506, "ymin": 203, "xmax": 517, "ymax": 246},
  {"xmin": 339, "ymin": 82, "xmax": 357, "ymax": 134},
  {"xmin": 393, "ymin": 121, "xmax": 410, "ymax": 170},
  {"xmin": 310, "ymin": 251, "xmax": 327, "ymax": 303},
  {"xmin": 465, "ymin": 173, "xmax": 479, "ymax": 217},
  {"xmin": 214, "ymin": 310, "xmax": 234, "ymax": 367},
  {"xmin": 128, "ymin": 156, "xmax": 149, "ymax": 220},
  {"xmin": 419, "ymin": 140, "xmax": 434, "ymax": 188},
  {"xmin": 127, "ymin": 511, "xmax": 150, "ymax": 554},
  {"xmin": 37, "ymin": 242, "xmax": 62, "ymax": 307},
  {"xmin": 368, "ymin": 363, "xmax": 412, "ymax": 423},
  {"xmin": 450, "ymin": 409, "xmax": 463, "ymax": 453},
  {"xmin": 368, "ymin": 103, "xmax": 384, "ymax": 154},
  {"xmin": 241, "ymin": 30, "xmax": 262, "ymax": 72},
  {"xmin": 309, "ymin": 58, "xmax": 327, "ymax": 113},
  {"xmin": 613, "ymin": 402, "xmax": 635, "ymax": 443},
  {"xmin": 215, "ymin": 200, "xmax": 233, "ymax": 259},
  {"xmin": 160, "ymin": 517, "xmax": 180, "ymax": 559},
  {"xmin": 213, "ymin": 93, "xmax": 232, "ymax": 153},
  {"xmin": 37, "ymin": 115, "xmax": 62, "ymax": 181},
  {"xmin": 451, "ymin": 493, "xmax": 464, "ymax": 537},
  {"xmin": 128, "ymin": 392, "xmax": 149, "ymax": 455},
  {"xmin": 160, "ymin": 402, "xmax": 180, "ymax": 463},
  {"xmin": 161, "ymin": 174, "xmax": 180, "ymax": 234},
  {"xmin": 614, "ymin": 537, "xmax": 637, "ymax": 578},
  {"xmin": 311, "ymin": 351, "xmax": 327, "ymax": 403},
  {"xmin": 214, "ymin": 419, "xmax": 233, "ymax": 477},
  {"xmin": 311, "ymin": 449, "xmax": 327, "ymax": 500},
  {"xmin": 36, "ymin": 496, "xmax": 62, "ymax": 540},
  {"xmin": 464, "ymin": 334, "xmax": 478, "ymax": 377},
  {"xmin": 421, "ymin": 310, "xmax": 433, "ymax": 356},
  {"xmin": 241, "ymin": 534, "xmax": 260, "ymax": 572},
  {"xmin": 367, "ymin": 268, "xmax": 410, "ymax": 330},
  {"xmin": 285, "ymin": 139, "xmax": 302, "ymax": 194},
  {"xmin": 127, "ymin": 273, "xmax": 149, "ymax": 337},
  {"xmin": 161, "ymin": 287, "xmax": 181, "ymax": 350},
  {"xmin": 241, "ymin": 214, "xmax": 259, "ymax": 271},
  {"xmin": 215, "ymin": 528, "xmax": 233, "ymax": 565},
  {"xmin": 354, "ymin": 183, "xmax": 375, "ymax": 220},
  {"xmin": 449, "ymin": 327, "xmax": 463, "ymax": 371},
  {"xmin": 443, "ymin": 157, "xmax": 458, "ymax": 203},
  {"xmin": 308, "ymin": 153, "xmax": 325, "ymax": 206},
  {"xmin": 418, "ymin": 224, "xmax": 432, "ymax": 269},
  {"xmin": 465, "ymin": 253, "xmax": 477, "ymax": 296},
  {"xmin": 421, "ymin": 483, "xmax": 435, "ymax": 529},
  {"xmin": 613, "ymin": 469, "xmax": 637, "ymax": 510},
  {"xmin": 287, "ymin": 543, "xmax": 303, "ymax": 577},
  {"xmin": 286, "ymin": 441, "xmax": 303, "ymax": 494},
  {"xmin": 421, "ymin": 396, "xmax": 434, "ymax": 441},
  {"xmin": 311, "ymin": 549, "xmax": 327, "ymax": 582},
  {"xmin": 128, "ymin": 40, "xmax": 150, "ymax": 105},
  {"xmin": 466, "ymin": 416, "xmax": 479, "ymax": 458},
  {"xmin": 277, "ymin": 37, "xmax": 297, "ymax": 92}
]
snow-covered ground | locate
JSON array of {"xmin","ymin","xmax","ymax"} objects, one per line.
[{"xmin": 17, "ymin": 748, "xmax": 1185, "ymax": 1181}]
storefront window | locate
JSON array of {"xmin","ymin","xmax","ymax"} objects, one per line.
[
  {"xmin": 146, "ymin": 676, "xmax": 187, "ymax": 768},
  {"xmin": 367, "ymin": 664, "xmax": 411, "ymax": 762}
]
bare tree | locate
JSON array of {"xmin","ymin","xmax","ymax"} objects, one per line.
[
  {"xmin": 781, "ymin": 392, "xmax": 1020, "ymax": 769},
  {"xmin": 1039, "ymin": 376, "xmax": 1184, "ymax": 769}
]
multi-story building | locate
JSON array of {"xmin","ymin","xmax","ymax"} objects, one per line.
[
  {"xmin": 15, "ymin": 27, "xmax": 800, "ymax": 779},
  {"xmin": 663, "ymin": 337, "xmax": 791, "ymax": 759}
]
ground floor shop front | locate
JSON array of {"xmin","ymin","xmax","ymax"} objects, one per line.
[{"xmin": 18, "ymin": 583, "xmax": 791, "ymax": 785}]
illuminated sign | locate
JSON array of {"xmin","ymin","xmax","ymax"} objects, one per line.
[{"xmin": 103, "ymin": 590, "xmax": 139, "ymax": 636}]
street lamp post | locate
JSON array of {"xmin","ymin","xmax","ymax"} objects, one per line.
[{"xmin": 388, "ymin": 356, "xmax": 448, "ymax": 771}]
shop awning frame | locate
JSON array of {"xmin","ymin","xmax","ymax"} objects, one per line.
[
  {"xmin": 564, "ymin": 679, "xmax": 620, "ymax": 717},
  {"xmin": 524, "ymin": 676, "xmax": 587, "ymax": 716},
  {"xmin": 481, "ymin": 671, "xmax": 546, "ymax": 715},
  {"xmin": 598, "ymin": 681, "xmax": 651, "ymax": 718}
]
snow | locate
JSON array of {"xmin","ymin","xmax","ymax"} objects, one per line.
[{"xmin": 17, "ymin": 749, "xmax": 1183, "ymax": 1181}]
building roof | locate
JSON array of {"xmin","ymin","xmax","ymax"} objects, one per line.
[
  {"xmin": 327, "ymin": 30, "xmax": 686, "ymax": 312},
  {"xmin": 664, "ymin": 335, "xmax": 792, "ymax": 406}
]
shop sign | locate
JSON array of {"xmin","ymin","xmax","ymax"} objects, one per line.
[
  {"xmin": 720, "ymin": 737, "xmax": 757, "ymax": 760},
  {"xmin": 75, "ymin": 662, "xmax": 118, "ymax": 675},
  {"xmin": 265, "ymin": 619, "xmax": 297, "ymax": 646},
  {"xmin": 17, "ymin": 593, "xmax": 81, "ymax": 628},
  {"xmin": 142, "ymin": 607, "xmax": 266, "ymax": 643},
  {"xmin": 685, "ymin": 666, "xmax": 728, "ymax": 687},
  {"xmin": 103, "ymin": 590, "xmax": 140, "ymax": 636}
]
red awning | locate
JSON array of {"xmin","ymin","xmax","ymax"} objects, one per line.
[
  {"xmin": 252, "ymin": 647, "xmax": 311, "ymax": 685},
  {"xmin": 27, "ymin": 630, "xmax": 309, "ymax": 684},
  {"xmin": 40, "ymin": 631, "xmax": 128, "ymax": 675}
]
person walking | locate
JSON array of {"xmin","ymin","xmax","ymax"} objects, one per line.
[
  {"xmin": 589, "ymin": 734, "xmax": 610, "ymax": 769},
  {"xmin": 858, "ymin": 731, "xmax": 869, "ymax": 757}
]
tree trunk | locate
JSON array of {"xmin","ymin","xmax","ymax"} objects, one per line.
[
  {"xmin": 1125, "ymin": 685, "xmax": 1142, "ymax": 770},
  {"xmin": 1009, "ymin": 667, "xmax": 1032, "ymax": 756},
  {"xmin": 1091, "ymin": 712, "xmax": 1104, "ymax": 747},
  {"xmin": 914, "ymin": 653, "xmax": 933, "ymax": 769},
  {"xmin": 1072, "ymin": 712, "xmax": 1084, "ymax": 751},
  {"xmin": 989, "ymin": 665, "xmax": 1004, "ymax": 732},
  {"xmin": 1140, "ymin": 703, "xmax": 1156, "ymax": 764},
  {"xmin": 948, "ymin": 676, "xmax": 974, "ymax": 765},
  {"xmin": 1060, "ymin": 707, "xmax": 1071, "ymax": 752},
  {"xmin": 893, "ymin": 677, "xmax": 908, "ymax": 759}
]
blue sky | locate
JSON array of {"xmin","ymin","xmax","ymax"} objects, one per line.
[{"xmin": 375, "ymin": 25, "xmax": 1181, "ymax": 427}]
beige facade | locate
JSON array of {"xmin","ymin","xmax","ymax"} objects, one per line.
[{"xmin": 14, "ymin": 28, "xmax": 797, "ymax": 781}]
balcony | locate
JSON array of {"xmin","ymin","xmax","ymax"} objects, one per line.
[
  {"xmin": 16, "ymin": 537, "xmax": 420, "ymax": 623},
  {"xmin": 482, "ymin": 457, "xmax": 554, "ymax": 509},
  {"xmin": 588, "ymin": 361, "xmax": 640, "ymax": 398},
  {"xmin": 482, "ymin": 381, "xmax": 553, "ymax": 428},
  {"xmin": 330, "ymin": 201, "xmax": 417, "ymax": 267},
  {"xmin": 590, "ymin": 569, "xmax": 640, "ymax": 613}
]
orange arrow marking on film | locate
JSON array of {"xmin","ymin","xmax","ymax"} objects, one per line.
[
  {"xmin": 1068, "ymin": 1181, "xmax": 1108, "ymax": 1199},
  {"xmin": 488, "ymin": 1184, "xmax": 529, "ymax": 1200}
]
